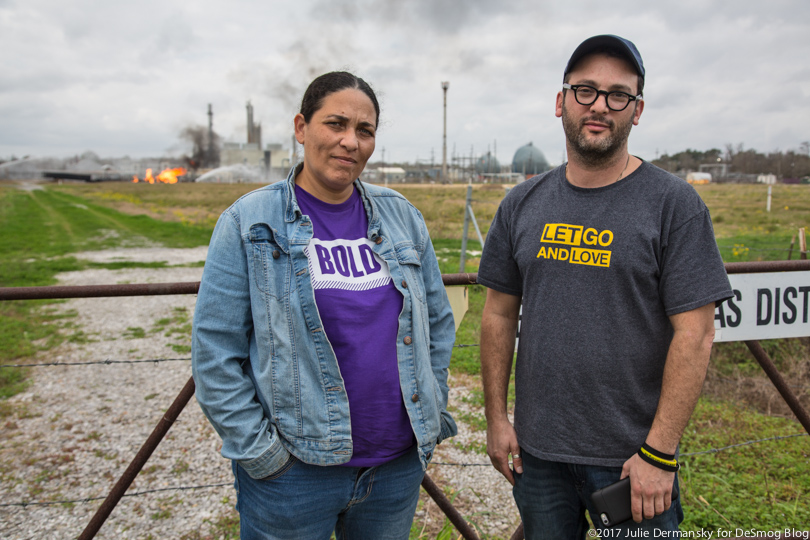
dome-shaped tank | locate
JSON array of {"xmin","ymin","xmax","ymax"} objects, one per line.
[
  {"xmin": 512, "ymin": 142, "xmax": 550, "ymax": 175},
  {"xmin": 475, "ymin": 152, "xmax": 501, "ymax": 174}
]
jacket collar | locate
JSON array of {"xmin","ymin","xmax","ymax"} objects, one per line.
[
  {"xmin": 283, "ymin": 163, "xmax": 304, "ymax": 223},
  {"xmin": 283, "ymin": 164, "xmax": 381, "ymax": 238}
]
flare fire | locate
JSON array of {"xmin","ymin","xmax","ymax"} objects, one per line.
[{"xmin": 132, "ymin": 167, "xmax": 187, "ymax": 184}]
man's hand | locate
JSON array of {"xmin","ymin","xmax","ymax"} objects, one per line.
[
  {"xmin": 481, "ymin": 288, "xmax": 523, "ymax": 486},
  {"xmin": 621, "ymin": 452, "xmax": 676, "ymax": 523},
  {"xmin": 486, "ymin": 418, "xmax": 523, "ymax": 486},
  {"xmin": 617, "ymin": 302, "xmax": 714, "ymax": 522}
]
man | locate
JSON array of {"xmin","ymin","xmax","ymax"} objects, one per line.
[{"xmin": 478, "ymin": 35, "xmax": 733, "ymax": 537}]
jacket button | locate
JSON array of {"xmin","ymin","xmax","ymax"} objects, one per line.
[
  {"xmin": 403, "ymin": 336, "xmax": 412, "ymax": 345},
  {"xmin": 411, "ymin": 393, "xmax": 419, "ymax": 402},
  {"xmin": 426, "ymin": 452, "xmax": 432, "ymax": 460},
  {"xmin": 375, "ymin": 236, "xmax": 383, "ymax": 244},
  {"xmin": 401, "ymin": 280, "xmax": 408, "ymax": 288},
  {"xmin": 272, "ymin": 250, "xmax": 280, "ymax": 259}
]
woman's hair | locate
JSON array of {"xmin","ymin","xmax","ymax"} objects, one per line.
[{"xmin": 299, "ymin": 71, "xmax": 380, "ymax": 127}]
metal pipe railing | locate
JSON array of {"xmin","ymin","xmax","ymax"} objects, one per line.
[
  {"xmin": 0, "ymin": 273, "xmax": 483, "ymax": 301},
  {"xmin": 2, "ymin": 260, "xmax": 809, "ymax": 302}
]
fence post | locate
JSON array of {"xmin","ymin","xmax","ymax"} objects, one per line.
[
  {"xmin": 420, "ymin": 473, "xmax": 481, "ymax": 540},
  {"xmin": 509, "ymin": 522, "xmax": 525, "ymax": 540},
  {"xmin": 459, "ymin": 184, "xmax": 472, "ymax": 273},
  {"xmin": 788, "ymin": 233, "xmax": 796, "ymax": 260},
  {"xmin": 469, "ymin": 202, "xmax": 486, "ymax": 252},
  {"xmin": 77, "ymin": 376, "xmax": 197, "ymax": 540}
]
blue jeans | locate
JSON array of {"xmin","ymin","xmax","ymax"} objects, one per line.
[
  {"xmin": 513, "ymin": 452, "xmax": 683, "ymax": 539},
  {"xmin": 232, "ymin": 447, "xmax": 424, "ymax": 540}
]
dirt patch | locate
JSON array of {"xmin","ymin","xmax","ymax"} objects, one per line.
[
  {"xmin": 0, "ymin": 247, "xmax": 234, "ymax": 540},
  {"xmin": 0, "ymin": 246, "xmax": 520, "ymax": 539}
]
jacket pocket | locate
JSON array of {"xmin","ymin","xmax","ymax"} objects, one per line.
[
  {"xmin": 249, "ymin": 223, "xmax": 290, "ymax": 298},
  {"xmin": 395, "ymin": 243, "xmax": 425, "ymax": 302}
]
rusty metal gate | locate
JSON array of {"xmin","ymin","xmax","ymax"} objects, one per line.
[{"xmin": 1, "ymin": 262, "xmax": 809, "ymax": 540}]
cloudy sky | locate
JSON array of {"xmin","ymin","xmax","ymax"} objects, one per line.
[{"xmin": 2, "ymin": 0, "xmax": 809, "ymax": 168}]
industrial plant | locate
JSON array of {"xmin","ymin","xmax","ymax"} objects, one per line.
[
  {"xmin": 3, "ymin": 77, "xmax": 808, "ymax": 186},
  {"xmin": 0, "ymin": 83, "xmax": 557, "ymax": 185}
]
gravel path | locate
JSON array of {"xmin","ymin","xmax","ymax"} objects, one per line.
[{"xmin": 0, "ymin": 247, "xmax": 520, "ymax": 540}]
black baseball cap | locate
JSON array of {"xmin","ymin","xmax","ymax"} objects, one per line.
[{"xmin": 564, "ymin": 34, "xmax": 645, "ymax": 82}]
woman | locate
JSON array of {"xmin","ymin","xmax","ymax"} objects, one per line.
[{"xmin": 191, "ymin": 71, "xmax": 457, "ymax": 540}]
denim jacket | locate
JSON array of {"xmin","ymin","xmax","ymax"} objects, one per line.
[{"xmin": 192, "ymin": 166, "xmax": 457, "ymax": 479}]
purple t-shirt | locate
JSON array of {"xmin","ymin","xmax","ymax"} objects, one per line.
[{"xmin": 296, "ymin": 185, "xmax": 415, "ymax": 466}]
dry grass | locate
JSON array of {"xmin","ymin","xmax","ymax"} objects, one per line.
[
  {"xmin": 693, "ymin": 183, "xmax": 810, "ymax": 239},
  {"xmin": 704, "ymin": 339, "xmax": 810, "ymax": 418},
  {"xmin": 46, "ymin": 180, "xmax": 810, "ymax": 244},
  {"xmin": 49, "ymin": 181, "xmax": 259, "ymax": 230},
  {"xmin": 49, "ymin": 181, "xmax": 511, "ymax": 240}
]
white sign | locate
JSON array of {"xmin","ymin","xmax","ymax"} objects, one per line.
[{"xmin": 714, "ymin": 271, "xmax": 810, "ymax": 342}]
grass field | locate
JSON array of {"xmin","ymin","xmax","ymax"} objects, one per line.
[
  {"xmin": 45, "ymin": 180, "xmax": 810, "ymax": 262},
  {"xmin": 1, "ymin": 179, "xmax": 809, "ymax": 537}
]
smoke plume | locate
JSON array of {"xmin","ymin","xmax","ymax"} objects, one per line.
[{"xmin": 180, "ymin": 125, "xmax": 221, "ymax": 170}]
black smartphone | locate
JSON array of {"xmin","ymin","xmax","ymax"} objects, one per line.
[
  {"xmin": 591, "ymin": 478, "xmax": 680, "ymax": 528},
  {"xmin": 590, "ymin": 477, "xmax": 632, "ymax": 527}
]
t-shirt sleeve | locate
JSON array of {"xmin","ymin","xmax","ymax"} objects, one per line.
[
  {"xmin": 658, "ymin": 206, "xmax": 733, "ymax": 316},
  {"xmin": 478, "ymin": 196, "xmax": 523, "ymax": 297}
]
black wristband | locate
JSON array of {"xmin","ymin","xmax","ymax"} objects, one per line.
[
  {"xmin": 638, "ymin": 446, "xmax": 679, "ymax": 473},
  {"xmin": 641, "ymin": 443, "xmax": 675, "ymax": 461}
]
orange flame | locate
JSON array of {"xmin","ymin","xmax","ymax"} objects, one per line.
[
  {"xmin": 132, "ymin": 167, "xmax": 186, "ymax": 184},
  {"xmin": 157, "ymin": 167, "xmax": 185, "ymax": 184}
]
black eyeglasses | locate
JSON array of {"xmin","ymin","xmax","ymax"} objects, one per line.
[{"xmin": 562, "ymin": 83, "xmax": 642, "ymax": 112}]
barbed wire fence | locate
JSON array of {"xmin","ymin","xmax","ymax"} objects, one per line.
[
  {"xmin": 1, "ymin": 351, "xmax": 808, "ymax": 512},
  {"xmin": 2, "ymin": 433, "xmax": 807, "ymax": 510},
  {"xmin": 0, "ymin": 345, "xmax": 478, "ymax": 368}
]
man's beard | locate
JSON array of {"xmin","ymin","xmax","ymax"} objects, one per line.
[{"xmin": 562, "ymin": 101, "xmax": 634, "ymax": 168}]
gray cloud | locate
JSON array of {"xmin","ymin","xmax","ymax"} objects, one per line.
[
  {"xmin": 311, "ymin": 0, "xmax": 512, "ymax": 33},
  {"xmin": 1, "ymin": 0, "xmax": 809, "ymax": 164}
]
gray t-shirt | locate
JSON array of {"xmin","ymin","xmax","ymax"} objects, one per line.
[{"xmin": 478, "ymin": 162, "xmax": 733, "ymax": 466}]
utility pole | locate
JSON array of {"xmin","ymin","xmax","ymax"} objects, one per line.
[{"xmin": 441, "ymin": 81, "xmax": 449, "ymax": 183}]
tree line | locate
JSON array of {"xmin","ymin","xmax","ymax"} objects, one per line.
[{"xmin": 651, "ymin": 143, "xmax": 810, "ymax": 180}]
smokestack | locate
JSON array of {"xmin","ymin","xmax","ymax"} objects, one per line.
[
  {"xmin": 247, "ymin": 101, "xmax": 262, "ymax": 149},
  {"xmin": 441, "ymin": 81, "xmax": 449, "ymax": 183},
  {"xmin": 207, "ymin": 104, "xmax": 214, "ymax": 165},
  {"xmin": 247, "ymin": 101, "xmax": 254, "ymax": 141}
]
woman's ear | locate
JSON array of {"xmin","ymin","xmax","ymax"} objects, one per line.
[{"xmin": 294, "ymin": 114, "xmax": 307, "ymax": 145}]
